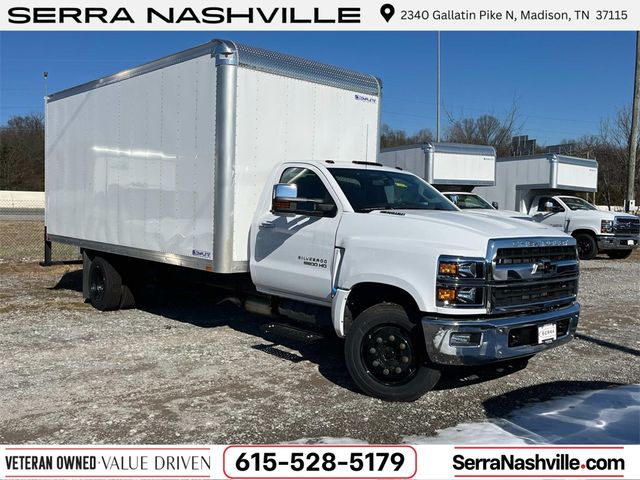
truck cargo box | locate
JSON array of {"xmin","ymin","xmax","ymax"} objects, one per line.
[
  {"xmin": 475, "ymin": 153, "xmax": 598, "ymax": 212},
  {"xmin": 45, "ymin": 39, "xmax": 381, "ymax": 274},
  {"xmin": 378, "ymin": 143, "xmax": 496, "ymax": 187}
]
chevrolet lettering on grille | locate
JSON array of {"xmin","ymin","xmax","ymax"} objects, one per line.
[{"xmin": 511, "ymin": 239, "xmax": 571, "ymax": 248}]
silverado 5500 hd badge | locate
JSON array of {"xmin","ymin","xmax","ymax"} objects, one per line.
[{"xmin": 298, "ymin": 255, "xmax": 328, "ymax": 269}]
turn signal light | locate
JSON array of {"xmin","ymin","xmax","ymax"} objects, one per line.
[
  {"xmin": 272, "ymin": 200, "xmax": 292, "ymax": 210},
  {"xmin": 437, "ymin": 287, "xmax": 456, "ymax": 302},
  {"xmin": 439, "ymin": 262, "xmax": 458, "ymax": 276}
]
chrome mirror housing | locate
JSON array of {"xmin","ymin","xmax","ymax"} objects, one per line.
[{"xmin": 273, "ymin": 183, "xmax": 297, "ymax": 200}]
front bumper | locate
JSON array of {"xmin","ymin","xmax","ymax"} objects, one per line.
[
  {"xmin": 421, "ymin": 303, "xmax": 580, "ymax": 366},
  {"xmin": 597, "ymin": 234, "xmax": 639, "ymax": 251}
]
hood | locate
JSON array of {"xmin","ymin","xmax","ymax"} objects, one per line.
[
  {"xmin": 465, "ymin": 208, "xmax": 533, "ymax": 221},
  {"xmin": 401, "ymin": 210, "xmax": 559, "ymax": 236},
  {"xmin": 336, "ymin": 209, "xmax": 571, "ymax": 259},
  {"xmin": 571, "ymin": 209, "xmax": 636, "ymax": 222}
]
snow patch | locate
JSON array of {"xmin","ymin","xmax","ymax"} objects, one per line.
[{"xmin": 404, "ymin": 384, "xmax": 640, "ymax": 445}]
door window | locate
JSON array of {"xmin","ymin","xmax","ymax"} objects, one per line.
[
  {"xmin": 537, "ymin": 197, "xmax": 564, "ymax": 212},
  {"xmin": 280, "ymin": 167, "xmax": 336, "ymax": 209}
]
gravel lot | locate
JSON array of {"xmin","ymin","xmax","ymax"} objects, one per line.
[{"xmin": 0, "ymin": 251, "xmax": 638, "ymax": 444}]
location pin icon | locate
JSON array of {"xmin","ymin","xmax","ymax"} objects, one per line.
[{"xmin": 380, "ymin": 4, "xmax": 395, "ymax": 22}]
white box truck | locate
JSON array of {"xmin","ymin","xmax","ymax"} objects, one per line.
[
  {"xmin": 475, "ymin": 154, "xmax": 639, "ymax": 259},
  {"xmin": 46, "ymin": 40, "xmax": 581, "ymax": 401},
  {"xmin": 379, "ymin": 143, "xmax": 531, "ymax": 221}
]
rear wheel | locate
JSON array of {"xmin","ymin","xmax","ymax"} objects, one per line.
[
  {"xmin": 574, "ymin": 232, "xmax": 597, "ymax": 260},
  {"xmin": 345, "ymin": 303, "xmax": 440, "ymax": 402},
  {"xmin": 607, "ymin": 250, "xmax": 633, "ymax": 259},
  {"xmin": 88, "ymin": 256, "xmax": 122, "ymax": 311}
]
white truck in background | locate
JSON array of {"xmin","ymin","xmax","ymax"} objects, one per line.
[
  {"xmin": 379, "ymin": 143, "xmax": 531, "ymax": 221},
  {"xmin": 45, "ymin": 39, "xmax": 581, "ymax": 401},
  {"xmin": 441, "ymin": 192, "xmax": 533, "ymax": 222},
  {"xmin": 476, "ymin": 154, "xmax": 639, "ymax": 259}
]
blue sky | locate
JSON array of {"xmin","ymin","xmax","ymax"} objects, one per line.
[{"xmin": 0, "ymin": 31, "xmax": 636, "ymax": 145}]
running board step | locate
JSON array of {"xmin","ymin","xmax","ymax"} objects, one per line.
[{"xmin": 260, "ymin": 323, "xmax": 324, "ymax": 344}]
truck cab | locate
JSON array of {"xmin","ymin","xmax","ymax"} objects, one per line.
[
  {"xmin": 529, "ymin": 194, "xmax": 639, "ymax": 260},
  {"xmin": 249, "ymin": 161, "xmax": 581, "ymax": 401}
]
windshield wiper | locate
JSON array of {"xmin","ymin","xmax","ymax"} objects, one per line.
[
  {"xmin": 359, "ymin": 204, "xmax": 437, "ymax": 212},
  {"xmin": 358, "ymin": 205, "xmax": 397, "ymax": 213}
]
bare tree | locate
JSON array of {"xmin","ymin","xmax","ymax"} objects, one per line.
[
  {"xmin": 445, "ymin": 103, "xmax": 520, "ymax": 156},
  {"xmin": 552, "ymin": 107, "xmax": 639, "ymax": 206},
  {"xmin": 596, "ymin": 107, "xmax": 639, "ymax": 206},
  {"xmin": 0, "ymin": 113, "xmax": 45, "ymax": 191},
  {"xmin": 380, "ymin": 124, "xmax": 434, "ymax": 148}
]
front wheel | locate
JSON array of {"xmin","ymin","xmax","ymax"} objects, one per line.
[
  {"xmin": 344, "ymin": 303, "xmax": 440, "ymax": 402},
  {"xmin": 574, "ymin": 232, "xmax": 598, "ymax": 260},
  {"xmin": 607, "ymin": 250, "xmax": 633, "ymax": 259}
]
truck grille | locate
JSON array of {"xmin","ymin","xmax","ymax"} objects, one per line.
[
  {"xmin": 490, "ymin": 243, "xmax": 579, "ymax": 312},
  {"xmin": 614, "ymin": 217, "xmax": 640, "ymax": 235},
  {"xmin": 495, "ymin": 246, "xmax": 576, "ymax": 264},
  {"xmin": 492, "ymin": 279, "xmax": 578, "ymax": 310}
]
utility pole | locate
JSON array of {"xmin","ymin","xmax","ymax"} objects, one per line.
[
  {"xmin": 627, "ymin": 32, "xmax": 640, "ymax": 212},
  {"xmin": 436, "ymin": 32, "xmax": 441, "ymax": 142}
]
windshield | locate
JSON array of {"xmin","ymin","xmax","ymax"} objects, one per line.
[
  {"xmin": 327, "ymin": 168, "xmax": 457, "ymax": 212},
  {"xmin": 559, "ymin": 196, "xmax": 597, "ymax": 211},
  {"xmin": 444, "ymin": 193, "xmax": 493, "ymax": 210}
]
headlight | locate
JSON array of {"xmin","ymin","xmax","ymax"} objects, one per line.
[
  {"xmin": 438, "ymin": 257, "xmax": 484, "ymax": 279},
  {"xmin": 436, "ymin": 286, "xmax": 484, "ymax": 306},
  {"xmin": 436, "ymin": 256, "xmax": 486, "ymax": 308},
  {"xmin": 601, "ymin": 220, "xmax": 614, "ymax": 233}
]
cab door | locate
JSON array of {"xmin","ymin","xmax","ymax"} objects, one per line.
[
  {"xmin": 250, "ymin": 165, "xmax": 342, "ymax": 304},
  {"xmin": 533, "ymin": 196, "xmax": 567, "ymax": 230}
]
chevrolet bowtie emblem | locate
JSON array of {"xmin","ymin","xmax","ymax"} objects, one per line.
[{"xmin": 532, "ymin": 260, "xmax": 552, "ymax": 275}]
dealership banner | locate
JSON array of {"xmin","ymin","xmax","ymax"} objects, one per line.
[
  {"xmin": 1, "ymin": 445, "xmax": 638, "ymax": 479},
  {"xmin": 0, "ymin": 0, "xmax": 639, "ymax": 30}
]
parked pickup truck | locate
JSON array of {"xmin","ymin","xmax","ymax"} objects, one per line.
[
  {"xmin": 528, "ymin": 195, "xmax": 639, "ymax": 260},
  {"xmin": 45, "ymin": 39, "xmax": 581, "ymax": 401}
]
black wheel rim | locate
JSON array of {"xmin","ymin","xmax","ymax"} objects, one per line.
[
  {"xmin": 577, "ymin": 237, "xmax": 592, "ymax": 257},
  {"xmin": 90, "ymin": 264, "xmax": 106, "ymax": 302},
  {"xmin": 361, "ymin": 325, "xmax": 418, "ymax": 385}
]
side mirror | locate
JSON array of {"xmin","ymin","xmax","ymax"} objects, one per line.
[
  {"xmin": 491, "ymin": 201, "xmax": 499, "ymax": 209},
  {"xmin": 273, "ymin": 183, "xmax": 298, "ymax": 202},
  {"xmin": 544, "ymin": 201, "xmax": 563, "ymax": 213},
  {"xmin": 272, "ymin": 183, "xmax": 336, "ymax": 217}
]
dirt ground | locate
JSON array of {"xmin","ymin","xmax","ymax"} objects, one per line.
[{"xmin": 0, "ymin": 251, "xmax": 638, "ymax": 444}]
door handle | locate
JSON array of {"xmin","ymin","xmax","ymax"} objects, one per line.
[{"xmin": 259, "ymin": 222, "xmax": 275, "ymax": 229}]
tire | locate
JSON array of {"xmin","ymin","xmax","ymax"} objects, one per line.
[
  {"xmin": 344, "ymin": 303, "xmax": 440, "ymax": 402},
  {"xmin": 574, "ymin": 232, "xmax": 598, "ymax": 260},
  {"xmin": 119, "ymin": 285, "xmax": 136, "ymax": 309},
  {"xmin": 88, "ymin": 256, "xmax": 122, "ymax": 311},
  {"xmin": 118, "ymin": 262, "xmax": 138, "ymax": 309},
  {"xmin": 607, "ymin": 250, "xmax": 633, "ymax": 260}
]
